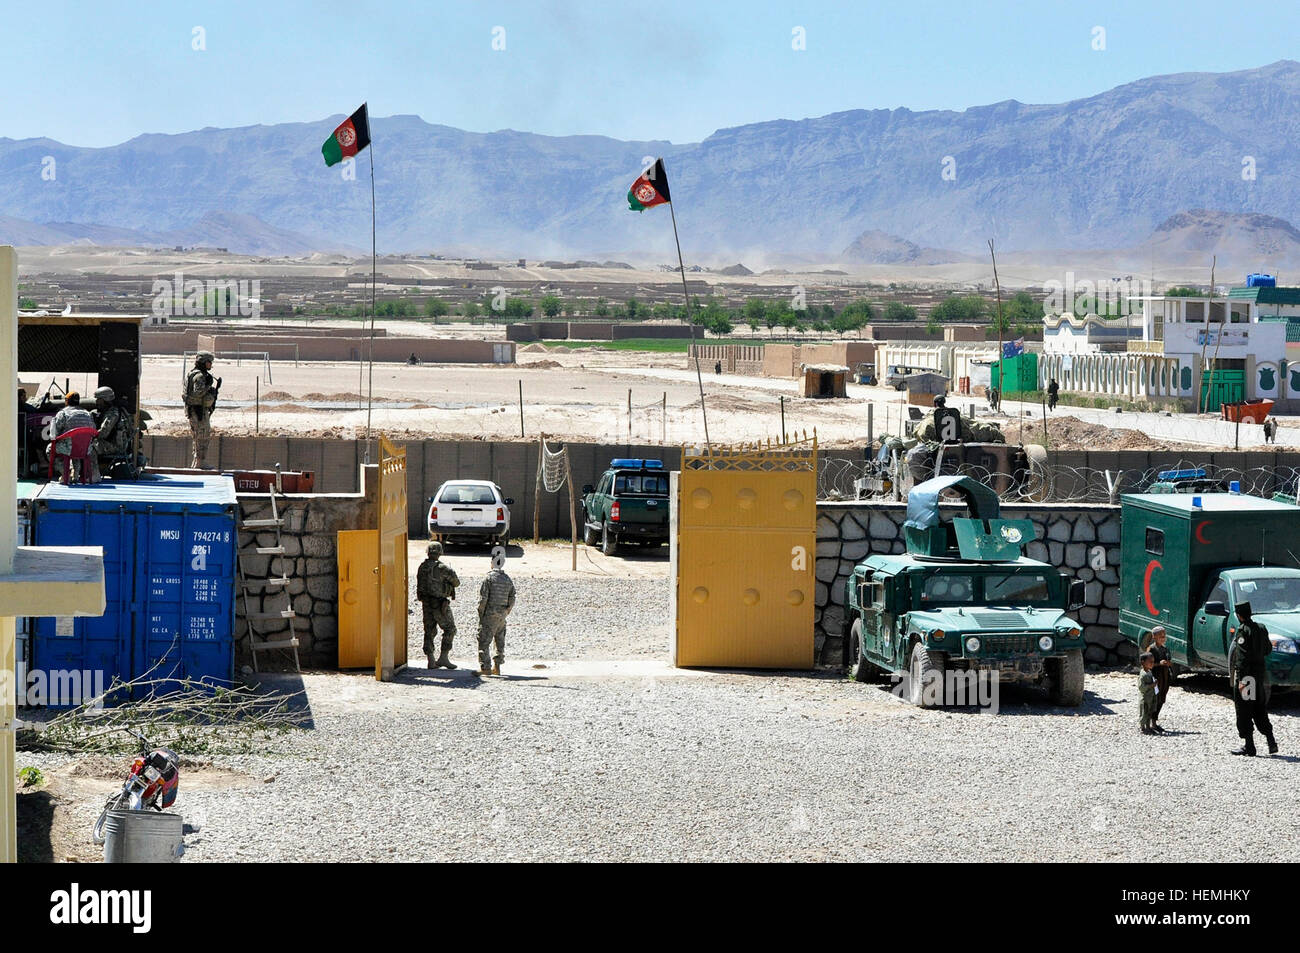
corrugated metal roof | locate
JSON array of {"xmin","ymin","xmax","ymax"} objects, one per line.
[
  {"xmin": 37, "ymin": 473, "xmax": 237, "ymax": 508},
  {"xmin": 1227, "ymin": 286, "xmax": 1300, "ymax": 304}
]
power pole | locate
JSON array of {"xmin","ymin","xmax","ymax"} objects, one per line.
[{"xmin": 988, "ymin": 239, "xmax": 1005, "ymax": 398}]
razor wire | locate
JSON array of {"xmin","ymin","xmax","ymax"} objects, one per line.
[{"xmin": 819, "ymin": 457, "xmax": 1300, "ymax": 506}]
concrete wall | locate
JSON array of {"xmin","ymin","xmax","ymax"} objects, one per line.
[
  {"xmin": 235, "ymin": 473, "xmax": 376, "ymax": 668},
  {"xmin": 508, "ymin": 321, "xmax": 697, "ymax": 342},
  {"xmin": 143, "ymin": 435, "xmax": 692, "ymax": 539},
  {"xmin": 814, "ymin": 501, "xmax": 1126, "ymax": 669},
  {"xmin": 610, "ymin": 324, "xmax": 697, "ymax": 340},
  {"xmin": 759, "ymin": 341, "xmax": 877, "ymax": 377},
  {"xmin": 195, "ymin": 334, "xmax": 512, "ymax": 364},
  {"xmin": 688, "ymin": 343, "xmax": 765, "ymax": 374}
]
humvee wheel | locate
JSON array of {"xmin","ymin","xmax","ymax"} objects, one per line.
[
  {"xmin": 1049, "ymin": 648, "xmax": 1085, "ymax": 706},
  {"xmin": 908, "ymin": 642, "xmax": 945, "ymax": 708},
  {"xmin": 850, "ymin": 620, "xmax": 877, "ymax": 683}
]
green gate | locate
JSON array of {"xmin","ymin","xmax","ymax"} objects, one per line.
[{"xmin": 1199, "ymin": 369, "xmax": 1245, "ymax": 412}]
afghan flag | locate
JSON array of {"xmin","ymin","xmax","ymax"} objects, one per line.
[
  {"xmin": 322, "ymin": 104, "xmax": 371, "ymax": 166},
  {"xmin": 627, "ymin": 158, "xmax": 671, "ymax": 211}
]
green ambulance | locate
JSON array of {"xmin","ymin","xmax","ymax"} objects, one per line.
[{"xmin": 1118, "ymin": 491, "xmax": 1300, "ymax": 685}]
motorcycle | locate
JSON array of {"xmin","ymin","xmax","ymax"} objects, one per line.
[{"xmin": 92, "ymin": 729, "xmax": 181, "ymax": 846}]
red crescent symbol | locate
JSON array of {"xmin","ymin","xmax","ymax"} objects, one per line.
[
  {"xmin": 1195, "ymin": 520, "xmax": 1211, "ymax": 544},
  {"xmin": 1143, "ymin": 559, "xmax": 1162, "ymax": 616}
]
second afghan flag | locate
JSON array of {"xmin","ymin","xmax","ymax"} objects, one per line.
[
  {"xmin": 322, "ymin": 104, "xmax": 371, "ymax": 167},
  {"xmin": 627, "ymin": 158, "xmax": 671, "ymax": 211}
]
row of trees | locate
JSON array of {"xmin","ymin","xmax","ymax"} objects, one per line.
[{"xmin": 307, "ymin": 289, "xmax": 1049, "ymax": 339}]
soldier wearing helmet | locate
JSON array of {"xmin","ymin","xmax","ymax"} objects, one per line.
[
  {"xmin": 416, "ymin": 540, "xmax": 461, "ymax": 669},
  {"xmin": 92, "ymin": 385, "xmax": 133, "ymax": 478},
  {"xmin": 183, "ymin": 351, "xmax": 221, "ymax": 468}
]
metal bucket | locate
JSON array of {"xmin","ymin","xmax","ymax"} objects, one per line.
[{"xmin": 102, "ymin": 809, "xmax": 185, "ymax": 863}]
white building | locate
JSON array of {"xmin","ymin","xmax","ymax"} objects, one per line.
[{"xmin": 1038, "ymin": 283, "xmax": 1297, "ymax": 408}]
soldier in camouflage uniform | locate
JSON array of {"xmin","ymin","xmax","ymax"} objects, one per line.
[
  {"xmin": 92, "ymin": 386, "xmax": 133, "ymax": 477},
  {"xmin": 477, "ymin": 558, "xmax": 516, "ymax": 676},
  {"xmin": 183, "ymin": 351, "xmax": 221, "ymax": 468},
  {"xmin": 416, "ymin": 541, "xmax": 460, "ymax": 669}
]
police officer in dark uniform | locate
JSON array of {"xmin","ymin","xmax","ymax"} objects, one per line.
[{"xmin": 1231, "ymin": 601, "xmax": 1278, "ymax": 756}]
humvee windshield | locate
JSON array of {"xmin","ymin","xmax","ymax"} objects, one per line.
[
  {"xmin": 1233, "ymin": 576, "xmax": 1300, "ymax": 614},
  {"xmin": 915, "ymin": 570, "xmax": 1055, "ymax": 608},
  {"xmin": 985, "ymin": 572, "xmax": 1053, "ymax": 605}
]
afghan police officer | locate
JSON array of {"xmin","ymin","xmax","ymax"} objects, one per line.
[
  {"xmin": 477, "ymin": 551, "xmax": 516, "ymax": 676},
  {"xmin": 1231, "ymin": 601, "xmax": 1278, "ymax": 756},
  {"xmin": 183, "ymin": 351, "xmax": 221, "ymax": 468},
  {"xmin": 416, "ymin": 541, "xmax": 460, "ymax": 669},
  {"xmin": 92, "ymin": 386, "xmax": 132, "ymax": 477}
]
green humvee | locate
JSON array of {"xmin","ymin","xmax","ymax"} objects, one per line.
[
  {"xmin": 1118, "ymin": 492, "xmax": 1300, "ymax": 686},
  {"xmin": 844, "ymin": 475, "xmax": 1088, "ymax": 707}
]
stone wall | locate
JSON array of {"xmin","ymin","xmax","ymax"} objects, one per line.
[
  {"xmin": 234, "ymin": 467, "xmax": 376, "ymax": 669},
  {"xmin": 815, "ymin": 501, "xmax": 1127, "ymax": 668}
]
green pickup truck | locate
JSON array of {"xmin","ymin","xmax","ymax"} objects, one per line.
[
  {"xmin": 845, "ymin": 475, "xmax": 1088, "ymax": 707},
  {"xmin": 581, "ymin": 458, "xmax": 670, "ymax": 555}
]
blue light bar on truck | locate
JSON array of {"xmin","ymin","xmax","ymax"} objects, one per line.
[
  {"xmin": 1157, "ymin": 468, "xmax": 1206, "ymax": 481},
  {"xmin": 610, "ymin": 458, "xmax": 663, "ymax": 469}
]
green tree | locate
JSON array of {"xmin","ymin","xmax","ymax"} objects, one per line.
[
  {"xmin": 461, "ymin": 300, "xmax": 481, "ymax": 320},
  {"xmin": 594, "ymin": 297, "xmax": 610, "ymax": 317},
  {"xmin": 929, "ymin": 295, "xmax": 987, "ymax": 323},
  {"xmin": 625, "ymin": 297, "xmax": 639, "ymax": 320},
  {"xmin": 503, "ymin": 297, "xmax": 534, "ymax": 320},
  {"xmin": 1166, "ymin": 286, "xmax": 1202, "ymax": 297},
  {"xmin": 424, "ymin": 297, "xmax": 449, "ymax": 319},
  {"xmin": 18, "ymin": 296, "xmax": 37, "ymax": 309},
  {"xmin": 883, "ymin": 301, "xmax": 918, "ymax": 322},
  {"xmin": 744, "ymin": 298, "xmax": 768, "ymax": 329},
  {"xmin": 540, "ymin": 295, "xmax": 562, "ymax": 318}
]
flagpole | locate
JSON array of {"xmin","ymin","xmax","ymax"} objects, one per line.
[
  {"xmin": 364, "ymin": 124, "xmax": 377, "ymax": 464},
  {"xmin": 667, "ymin": 199, "xmax": 711, "ymax": 457}
]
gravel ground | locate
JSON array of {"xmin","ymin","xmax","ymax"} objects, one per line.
[
  {"xmin": 25, "ymin": 668, "xmax": 1300, "ymax": 863},
  {"xmin": 406, "ymin": 541, "xmax": 671, "ymax": 663},
  {"xmin": 20, "ymin": 540, "xmax": 1300, "ymax": 862}
]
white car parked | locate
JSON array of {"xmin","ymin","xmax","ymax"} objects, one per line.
[{"xmin": 427, "ymin": 480, "xmax": 513, "ymax": 546}]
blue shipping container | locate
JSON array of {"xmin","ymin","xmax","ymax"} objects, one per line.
[{"xmin": 32, "ymin": 474, "xmax": 238, "ymax": 705}]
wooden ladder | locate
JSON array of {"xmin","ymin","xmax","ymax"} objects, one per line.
[{"xmin": 238, "ymin": 487, "xmax": 302, "ymax": 673}]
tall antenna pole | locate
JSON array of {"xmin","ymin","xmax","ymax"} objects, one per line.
[{"xmin": 988, "ymin": 239, "xmax": 1005, "ymax": 398}]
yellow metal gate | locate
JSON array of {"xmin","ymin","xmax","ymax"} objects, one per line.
[
  {"xmin": 336, "ymin": 530, "xmax": 379, "ymax": 669},
  {"xmin": 672, "ymin": 436, "xmax": 817, "ymax": 669},
  {"xmin": 377, "ymin": 436, "xmax": 408, "ymax": 680}
]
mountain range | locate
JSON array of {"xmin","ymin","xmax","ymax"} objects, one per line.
[{"xmin": 3, "ymin": 60, "xmax": 1300, "ymax": 264}]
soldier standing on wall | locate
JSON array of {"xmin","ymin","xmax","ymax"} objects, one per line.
[
  {"xmin": 1230, "ymin": 601, "xmax": 1278, "ymax": 756},
  {"xmin": 183, "ymin": 351, "xmax": 221, "ymax": 469},
  {"xmin": 416, "ymin": 541, "xmax": 460, "ymax": 669},
  {"xmin": 477, "ymin": 547, "xmax": 516, "ymax": 676}
]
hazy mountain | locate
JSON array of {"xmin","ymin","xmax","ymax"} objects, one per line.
[
  {"xmin": 0, "ymin": 210, "xmax": 328, "ymax": 256},
  {"xmin": 840, "ymin": 229, "xmax": 970, "ymax": 265},
  {"xmin": 1145, "ymin": 209, "xmax": 1300, "ymax": 263},
  {"xmin": 2, "ymin": 60, "xmax": 1300, "ymax": 260}
]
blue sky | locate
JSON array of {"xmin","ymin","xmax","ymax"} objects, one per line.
[{"xmin": 4, "ymin": 0, "xmax": 1297, "ymax": 147}]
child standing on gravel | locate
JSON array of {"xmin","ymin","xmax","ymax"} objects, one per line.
[{"xmin": 1138, "ymin": 652, "xmax": 1157, "ymax": 735}]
